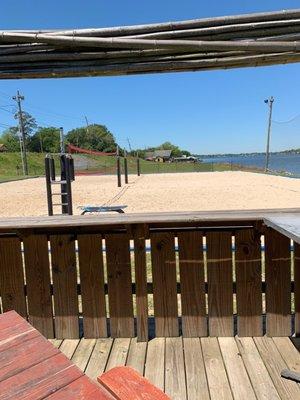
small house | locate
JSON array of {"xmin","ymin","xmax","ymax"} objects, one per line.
[
  {"xmin": 0, "ymin": 144, "xmax": 7, "ymax": 152},
  {"xmin": 145, "ymin": 149, "xmax": 172, "ymax": 162}
]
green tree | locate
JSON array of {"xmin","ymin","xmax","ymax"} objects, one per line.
[
  {"xmin": 28, "ymin": 127, "xmax": 60, "ymax": 153},
  {"xmin": 0, "ymin": 127, "xmax": 20, "ymax": 152},
  {"xmin": 14, "ymin": 111, "xmax": 37, "ymax": 139},
  {"xmin": 66, "ymin": 124, "xmax": 117, "ymax": 152},
  {"xmin": 0, "ymin": 112, "xmax": 38, "ymax": 152}
]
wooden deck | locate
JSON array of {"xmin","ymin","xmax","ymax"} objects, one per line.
[{"xmin": 51, "ymin": 336, "xmax": 300, "ymax": 400}]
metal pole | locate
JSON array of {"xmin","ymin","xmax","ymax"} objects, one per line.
[
  {"xmin": 117, "ymin": 145, "xmax": 121, "ymax": 187},
  {"xmin": 264, "ymin": 96, "xmax": 274, "ymax": 172},
  {"xmin": 124, "ymin": 149, "xmax": 128, "ymax": 184},
  {"xmin": 13, "ymin": 91, "xmax": 28, "ymax": 175},
  {"xmin": 59, "ymin": 127, "xmax": 65, "ymax": 154},
  {"xmin": 65, "ymin": 155, "xmax": 73, "ymax": 215},
  {"xmin": 137, "ymin": 152, "xmax": 141, "ymax": 176},
  {"xmin": 45, "ymin": 155, "xmax": 53, "ymax": 216}
]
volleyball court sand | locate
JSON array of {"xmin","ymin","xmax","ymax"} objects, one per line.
[{"xmin": 0, "ymin": 171, "xmax": 300, "ymax": 218}]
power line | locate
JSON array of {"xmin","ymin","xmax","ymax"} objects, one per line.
[
  {"xmin": 272, "ymin": 113, "xmax": 300, "ymax": 124},
  {"xmin": 25, "ymin": 103, "xmax": 85, "ymax": 121}
]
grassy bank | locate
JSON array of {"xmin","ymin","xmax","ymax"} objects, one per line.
[{"xmin": 0, "ymin": 152, "xmax": 261, "ymax": 182}]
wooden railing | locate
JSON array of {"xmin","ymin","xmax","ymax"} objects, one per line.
[{"xmin": 0, "ymin": 210, "xmax": 298, "ymax": 340}]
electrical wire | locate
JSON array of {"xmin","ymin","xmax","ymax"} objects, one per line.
[{"xmin": 272, "ymin": 113, "xmax": 300, "ymax": 124}]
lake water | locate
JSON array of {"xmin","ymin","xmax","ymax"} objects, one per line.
[{"xmin": 202, "ymin": 153, "xmax": 300, "ymax": 177}]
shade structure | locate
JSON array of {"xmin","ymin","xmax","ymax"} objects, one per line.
[{"xmin": 1, "ymin": 8, "xmax": 300, "ymax": 79}]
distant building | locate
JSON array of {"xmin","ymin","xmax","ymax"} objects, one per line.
[
  {"xmin": 173, "ymin": 155, "xmax": 198, "ymax": 163},
  {"xmin": 0, "ymin": 144, "xmax": 7, "ymax": 152},
  {"xmin": 145, "ymin": 149, "xmax": 172, "ymax": 162}
]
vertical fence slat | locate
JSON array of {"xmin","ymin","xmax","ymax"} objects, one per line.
[
  {"xmin": 23, "ymin": 234, "xmax": 54, "ymax": 338},
  {"xmin": 206, "ymin": 231, "xmax": 233, "ymax": 336},
  {"xmin": 133, "ymin": 225, "xmax": 148, "ymax": 341},
  {"xmin": 0, "ymin": 237, "xmax": 26, "ymax": 317},
  {"xmin": 235, "ymin": 229, "xmax": 262, "ymax": 336},
  {"xmin": 151, "ymin": 232, "xmax": 178, "ymax": 337},
  {"xmin": 178, "ymin": 231, "xmax": 206, "ymax": 337},
  {"xmin": 77, "ymin": 234, "xmax": 107, "ymax": 338},
  {"xmin": 265, "ymin": 228, "xmax": 291, "ymax": 336},
  {"xmin": 106, "ymin": 233, "xmax": 134, "ymax": 337},
  {"xmin": 50, "ymin": 234, "xmax": 79, "ymax": 338},
  {"xmin": 295, "ymin": 242, "xmax": 300, "ymax": 336}
]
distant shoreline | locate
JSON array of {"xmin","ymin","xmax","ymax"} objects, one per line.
[{"xmin": 197, "ymin": 150, "xmax": 300, "ymax": 158}]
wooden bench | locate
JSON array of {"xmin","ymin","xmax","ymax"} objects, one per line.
[{"xmin": 0, "ymin": 311, "xmax": 169, "ymax": 399}]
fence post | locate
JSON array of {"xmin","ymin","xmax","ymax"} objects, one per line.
[
  {"xmin": 137, "ymin": 153, "xmax": 141, "ymax": 176},
  {"xmin": 117, "ymin": 156, "xmax": 121, "ymax": 188},
  {"xmin": 124, "ymin": 150, "xmax": 128, "ymax": 184}
]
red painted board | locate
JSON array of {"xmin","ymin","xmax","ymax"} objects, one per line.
[
  {"xmin": 98, "ymin": 366, "xmax": 170, "ymax": 400},
  {"xmin": 0, "ymin": 310, "xmax": 28, "ymax": 330},
  {"xmin": 0, "ymin": 353, "xmax": 82, "ymax": 400},
  {"xmin": 0, "ymin": 325, "xmax": 39, "ymax": 352},
  {"xmin": 0, "ymin": 335, "xmax": 59, "ymax": 383},
  {"xmin": 45, "ymin": 376, "xmax": 115, "ymax": 400}
]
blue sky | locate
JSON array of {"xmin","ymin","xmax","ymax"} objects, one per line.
[{"xmin": 0, "ymin": 0, "xmax": 300, "ymax": 154}]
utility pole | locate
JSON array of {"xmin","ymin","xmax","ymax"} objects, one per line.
[
  {"xmin": 127, "ymin": 137, "xmax": 132, "ymax": 153},
  {"xmin": 59, "ymin": 127, "xmax": 65, "ymax": 154},
  {"xmin": 85, "ymin": 116, "xmax": 89, "ymax": 134},
  {"xmin": 13, "ymin": 90, "xmax": 28, "ymax": 175},
  {"xmin": 264, "ymin": 96, "xmax": 274, "ymax": 172}
]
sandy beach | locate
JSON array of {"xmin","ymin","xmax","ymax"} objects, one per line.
[{"xmin": 0, "ymin": 171, "xmax": 299, "ymax": 218}]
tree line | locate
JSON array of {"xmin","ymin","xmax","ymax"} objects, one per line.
[
  {"xmin": 0, "ymin": 112, "xmax": 117, "ymax": 153},
  {"xmin": 0, "ymin": 111, "xmax": 191, "ymax": 157}
]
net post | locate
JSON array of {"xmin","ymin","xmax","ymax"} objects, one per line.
[
  {"xmin": 45, "ymin": 154, "xmax": 53, "ymax": 216},
  {"xmin": 137, "ymin": 152, "xmax": 141, "ymax": 176},
  {"xmin": 124, "ymin": 149, "xmax": 128, "ymax": 184}
]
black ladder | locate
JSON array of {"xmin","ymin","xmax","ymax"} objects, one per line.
[{"xmin": 45, "ymin": 154, "xmax": 74, "ymax": 216}]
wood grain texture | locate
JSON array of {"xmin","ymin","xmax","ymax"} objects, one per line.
[
  {"xmin": 50, "ymin": 234, "xmax": 79, "ymax": 338},
  {"xmin": 235, "ymin": 229, "xmax": 262, "ymax": 336},
  {"xmin": 0, "ymin": 237, "xmax": 26, "ymax": 317},
  {"xmin": 126, "ymin": 338, "xmax": 147, "ymax": 375},
  {"xmin": 254, "ymin": 336, "xmax": 300, "ymax": 399},
  {"xmin": 85, "ymin": 338, "xmax": 113, "ymax": 380},
  {"xmin": 0, "ymin": 335, "xmax": 59, "ymax": 383},
  {"xmin": 151, "ymin": 232, "xmax": 178, "ymax": 337},
  {"xmin": 144, "ymin": 338, "xmax": 165, "ymax": 391},
  {"xmin": 105, "ymin": 338, "xmax": 130, "ymax": 371},
  {"xmin": 165, "ymin": 338, "xmax": 187, "ymax": 400},
  {"xmin": 0, "ymin": 207, "xmax": 294, "ymax": 233},
  {"xmin": 272, "ymin": 337, "xmax": 300, "ymax": 373},
  {"xmin": 0, "ymin": 353, "xmax": 83, "ymax": 400},
  {"xmin": 77, "ymin": 234, "xmax": 107, "ymax": 338},
  {"xmin": 201, "ymin": 337, "xmax": 233, "ymax": 400},
  {"xmin": 183, "ymin": 338, "xmax": 210, "ymax": 400},
  {"xmin": 265, "ymin": 228, "xmax": 291, "ymax": 336},
  {"xmin": 105, "ymin": 234, "xmax": 134, "ymax": 338},
  {"xmin": 206, "ymin": 232, "xmax": 233, "ymax": 336},
  {"xmin": 23, "ymin": 234, "xmax": 54, "ymax": 338},
  {"xmin": 235, "ymin": 337, "xmax": 280, "ymax": 400},
  {"xmin": 99, "ymin": 366, "xmax": 170, "ymax": 400},
  {"xmin": 178, "ymin": 231, "xmax": 206, "ymax": 337},
  {"xmin": 71, "ymin": 338, "xmax": 96, "ymax": 371},
  {"xmin": 46, "ymin": 375, "xmax": 115, "ymax": 399},
  {"xmin": 219, "ymin": 338, "xmax": 256, "ymax": 400},
  {"xmin": 294, "ymin": 242, "xmax": 300, "ymax": 336},
  {"xmin": 133, "ymin": 225, "xmax": 149, "ymax": 341},
  {"xmin": 264, "ymin": 214, "xmax": 300, "ymax": 245}
]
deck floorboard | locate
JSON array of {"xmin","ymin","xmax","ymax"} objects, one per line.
[{"xmin": 58, "ymin": 336, "xmax": 300, "ymax": 400}]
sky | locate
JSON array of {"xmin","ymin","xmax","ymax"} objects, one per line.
[{"xmin": 0, "ymin": 0, "xmax": 300, "ymax": 154}]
